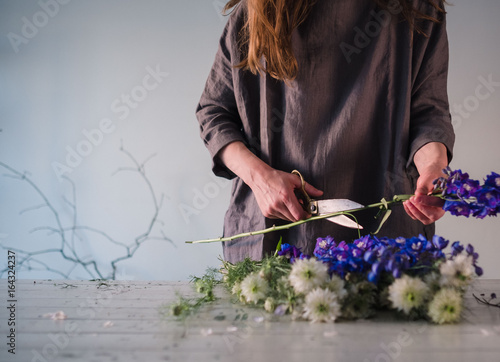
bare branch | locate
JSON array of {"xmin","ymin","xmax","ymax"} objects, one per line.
[{"xmin": 0, "ymin": 144, "xmax": 174, "ymax": 280}]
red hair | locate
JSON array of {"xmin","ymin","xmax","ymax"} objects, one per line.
[{"xmin": 224, "ymin": 0, "xmax": 447, "ymax": 81}]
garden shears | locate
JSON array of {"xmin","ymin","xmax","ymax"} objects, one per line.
[{"xmin": 292, "ymin": 170, "xmax": 364, "ymax": 229}]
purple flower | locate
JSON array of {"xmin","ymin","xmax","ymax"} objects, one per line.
[
  {"xmin": 368, "ymin": 262, "xmax": 382, "ymax": 283},
  {"xmin": 314, "ymin": 236, "xmax": 336, "ymax": 257},
  {"xmin": 392, "ymin": 267, "xmax": 402, "ymax": 278},
  {"xmin": 442, "ymin": 168, "xmax": 470, "ymax": 196},
  {"xmin": 466, "ymin": 244, "xmax": 475, "ymax": 256},
  {"xmin": 432, "ymin": 235, "xmax": 449, "ymax": 250},
  {"xmin": 439, "ymin": 169, "xmax": 500, "ymax": 219},
  {"xmin": 484, "ymin": 172, "xmax": 500, "ymax": 190},
  {"xmin": 451, "ymin": 241, "xmax": 464, "ymax": 256},
  {"xmin": 471, "ymin": 204, "xmax": 490, "ymax": 219},
  {"xmin": 475, "ymin": 187, "xmax": 499, "ymax": 209},
  {"xmin": 475, "ymin": 265, "xmax": 484, "ymax": 277},
  {"xmin": 444, "ymin": 200, "xmax": 471, "ymax": 217},
  {"xmin": 354, "ymin": 235, "xmax": 372, "ymax": 250},
  {"xmin": 351, "ymin": 247, "xmax": 363, "ymax": 258},
  {"xmin": 459, "ymin": 179, "xmax": 481, "ymax": 198},
  {"xmin": 405, "ymin": 236, "xmax": 426, "ymax": 253},
  {"xmin": 278, "ymin": 243, "xmax": 303, "ymax": 262},
  {"xmin": 363, "ymin": 250, "xmax": 377, "ymax": 263},
  {"xmin": 432, "ymin": 250, "xmax": 445, "ymax": 260},
  {"xmin": 308, "ymin": 232, "xmax": 481, "ymax": 286}
]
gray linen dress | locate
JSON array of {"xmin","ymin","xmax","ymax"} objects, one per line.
[{"xmin": 196, "ymin": 0, "xmax": 455, "ymax": 263}]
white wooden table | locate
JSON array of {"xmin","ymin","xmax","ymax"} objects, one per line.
[{"xmin": 1, "ymin": 279, "xmax": 499, "ymax": 362}]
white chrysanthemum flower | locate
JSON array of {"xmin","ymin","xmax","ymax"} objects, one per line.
[
  {"xmin": 302, "ymin": 288, "xmax": 341, "ymax": 323},
  {"xmin": 240, "ymin": 272, "xmax": 268, "ymax": 304},
  {"xmin": 440, "ymin": 254, "xmax": 475, "ymax": 287},
  {"xmin": 325, "ymin": 274, "xmax": 347, "ymax": 300},
  {"xmin": 289, "ymin": 258, "xmax": 329, "ymax": 294},
  {"xmin": 428, "ymin": 288, "xmax": 463, "ymax": 324},
  {"xmin": 388, "ymin": 275, "xmax": 429, "ymax": 314},
  {"xmin": 264, "ymin": 297, "xmax": 276, "ymax": 313}
]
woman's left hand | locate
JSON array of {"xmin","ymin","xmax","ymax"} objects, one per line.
[
  {"xmin": 403, "ymin": 169, "xmax": 445, "ymax": 225},
  {"xmin": 403, "ymin": 142, "xmax": 448, "ymax": 225}
]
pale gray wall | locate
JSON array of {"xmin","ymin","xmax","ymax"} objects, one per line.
[{"xmin": 0, "ymin": 0, "xmax": 498, "ymax": 280}]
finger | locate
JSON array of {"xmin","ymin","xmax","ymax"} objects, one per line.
[
  {"xmin": 275, "ymin": 199, "xmax": 301, "ymax": 222},
  {"xmin": 409, "ymin": 197, "xmax": 446, "ymax": 224},
  {"xmin": 258, "ymin": 192, "xmax": 297, "ymax": 222},
  {"xmin": 284, "ymin": 195, "xmax": 310, "ymax": 221},
  {"xmin": 403, "ymin": 201, "xmax": 417, "ymax": 221},
  {"xmin": 265, "ymin": 191, "xmax": 307, "ymax": 222},
  {"xmin": 405, "ymin": 200, "xmax": 433, "ymax": 225},
  {"xmin": 414, "ymin": 194, "xmax": 444, "ymax": 208},
  {"xmin": 265, "ymin": 206, "xmax": 295, "ymax": 222},
  {"xmin": 304, "ymin": 182, "xmax": 324, "ymax": 198},
  {"xmin": 412, "ymin": 195, "xmax": 446, "ymax": 220}
]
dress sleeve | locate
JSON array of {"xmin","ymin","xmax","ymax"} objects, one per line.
[
  {"xmin": 408, "ymin": 4, "xmax": 455, "ymax": 168},
  {"xmin": 195, "ymin": 11, "xmax": 246, "ymax": 179}
]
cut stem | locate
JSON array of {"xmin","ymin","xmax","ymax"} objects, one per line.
[{"xmin": 186, "ymin": 194, "xmax": 414, "ymax": 244}]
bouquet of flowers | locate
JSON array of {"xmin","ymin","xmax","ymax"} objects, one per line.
[
  {"xmin": 222, "ymin": 234, "xmax": 481, "ymax": 324},
  {"xmin": 174, "ymin": 169, "xmax": 497, "ymax": 324}
]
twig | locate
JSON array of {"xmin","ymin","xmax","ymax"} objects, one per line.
[
  {"xmin": 473, "ymin": 293, "xmax": 500, "ymax": 308},
  {"xmin": 0, "ymin": 144, "xmax": 174, "ymax": 280}
]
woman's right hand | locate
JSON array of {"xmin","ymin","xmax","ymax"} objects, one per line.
[
  {"xmin": 249, "ymin": 168, "xmax": 323, "ymax": 222},
  {"xmin": 218, "ymin": 141, "xmax": 323, "ymax": 222}
]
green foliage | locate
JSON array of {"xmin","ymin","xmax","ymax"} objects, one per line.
[
  {"xmin": 190, "ymin": 267, "xmax": 221, "ymax": 301},
  {"xmin": 220, "ymin": 257, "xmax": 261, "ymax": 291},
  {"xmin": 341, "ymin": 280, "xmax": 377, "ymax": 320},
  {"xmin": 162, "ymin": 267, "xmax": 222, "ymax": 320}
]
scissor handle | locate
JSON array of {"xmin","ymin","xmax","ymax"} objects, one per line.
[{"xmin": 291, "ymin": 170, "xmax": 312, "ymax": 210}]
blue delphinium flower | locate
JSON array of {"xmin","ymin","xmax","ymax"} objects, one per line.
[
  {"xmin": 474, "ymin": 187, "xmax": 499, "ymax": 217},
  {"xmin": 484, "ymin": 172, "xmax": 500, "ymax": 189},
  {"xmin": 278, "ymin": 243, "xmax": 304, "ymax": 262},
  {"xmin": 436, "ymin": 168, "xmax": 499, "ymax": 218},
  {"xmin": 314, "ymin": 236, "xmax": 336, "ymax": 258},
  {"xmin": 431, "ymin": 235, "xmax": 449, "ymax": 250},
  {"xmin": 465, "ymin": 243, "xmax": 483, "ymax": 276},
  {"xmin": 309, "ymin": 234, "xmax": 477, "ymax": 285},
  {"xmin": 459, "ymin": 178, "xmax": 481, "ymax": 199},
  {"xmin": 450, "ymin": 241, "xmax": 464, "ymax": 256},
  {"xmin": 443, "ymin": 200, "xmax": 471, "ymax": 217},
  {"xmin": 308, "ymin": 232, "xmax": 481, "ymax": 289}
]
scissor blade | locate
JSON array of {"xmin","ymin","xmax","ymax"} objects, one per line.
[
  {"xmin": 316, "ymin": 199, "xmax": 364, "ymax": 229},
  {"xmin": 316, "ymin": 199, "xmax": 364, "ymax": 213},
  {"xmin": 326, "ymin": 215, "xmax": 363, "ymax": 229}
]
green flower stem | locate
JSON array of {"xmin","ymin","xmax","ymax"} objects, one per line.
[{"xmin": 186, "ymin": 194, "xmax": 414, "ymax": 245}]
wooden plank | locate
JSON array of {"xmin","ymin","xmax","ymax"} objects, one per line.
[{"xmin": 1, "ymin": 279, "xmax": 500, "ymax": 362}]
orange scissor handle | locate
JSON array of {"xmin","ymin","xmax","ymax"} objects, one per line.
[{"xmin": 291, "ymin": 170, "xmax": 313, "ymax": 212}]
